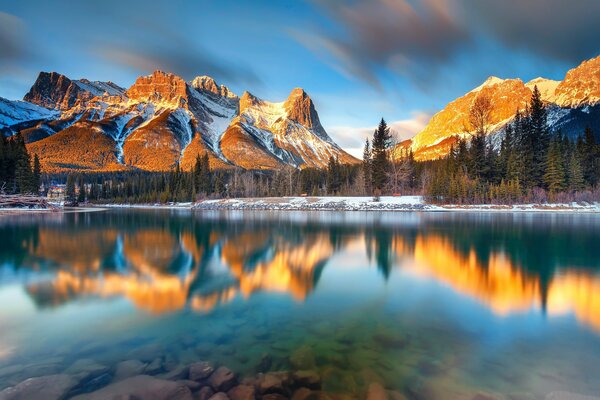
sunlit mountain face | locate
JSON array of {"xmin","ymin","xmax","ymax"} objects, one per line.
[{"xmin": 2, "ymin": 211, "xmax": 600, "ymax": 333}]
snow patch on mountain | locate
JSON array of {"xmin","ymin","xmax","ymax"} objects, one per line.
[{"xmin": 0, "ymin": 97, "xmax": 59, "ymax": 128}]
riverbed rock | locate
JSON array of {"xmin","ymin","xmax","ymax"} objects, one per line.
[
  {"xmin": 66, "ymin": 358, "xmax": 110, "ymax": 381},
  {"xmin": 178, "ymin": 379, "xmax": 203, "ymax": 391},
  {"xmin": 367, "ymin": 383, "xmax": 389, "ymax": 400},
  {"xmin": 0, "ymin": 374, "xmax": 77, "ymax": 400},
  {"xmin": 292, "ymin": 370, "xmax": 321, "ymax": 390},
  {"xmin": 256, "ymin": 371, "xmax": 292, "ymax": 395},
  {"xmin": 291, "ymin": 387, "xmax": 313, "ymax": 400},
  {"xmin": 290, "ymin": 346, "xmax": 316, "ymax": 370},
  {"xmin": 194, "ymin": 386, "xmax": 215, "ymax": 400},
  {"xmin": 227, "ymin": 384, "xmax": 255, "ymax": 400},
  {"xmin": 208, "ymin": 392, "xmax": 230, "ymax": 400},
  {"xmin": 141, "ymin": 358, "xmax": 161, "ymax": 374},
  {"xmin": 262, "ymin": 394, "xmax": 288, "ymax": 400},
  {"xmin": 189, "ymin": 361, "xmax": 215, "ymax": 381},
  {"xmin": 157, "ymin": 365, "xmax": 189, "ymax": 381},
  {"xmin": 255, "ymin": 353, "xmax": 273, "ymax": 373},
  {"xmin": 114, "ymin": 359, "xmax": 147, "ymax": 381},
  {"xmin": 71, "ymin": 375, "xmax": 193, "ymax": 400},
  {"xmin": 209, "ymin": 367, "xmax": 237, "ymax": 392}
]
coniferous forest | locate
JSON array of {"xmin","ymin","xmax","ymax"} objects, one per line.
[{"xmin": 2, "ymin": 86, "xmax": 599, "ymax": 205}]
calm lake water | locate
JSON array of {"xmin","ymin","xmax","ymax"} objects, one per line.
[{"xmin": 1, "ymin": 209, "xmax": 600, "ymax": 399}]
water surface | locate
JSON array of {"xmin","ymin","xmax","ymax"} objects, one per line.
[{"xmin": 1, "ymin": 209, "xmax": 600, "ymax": 399}]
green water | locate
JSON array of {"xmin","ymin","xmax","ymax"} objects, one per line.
[{"xmin": 1, "ymin": 209, "xmax": 600, "ymax": 399}]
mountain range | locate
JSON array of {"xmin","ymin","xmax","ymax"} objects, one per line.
[
  {"xmin": 0, "ymin": 71, "xmax": 357, "ymax": 173},
  {"xmin": 399, "ymin": 55, "xmax": 600, "ymax": 160},
  {"xmin": 2, "ymin": 55, "xmax": 600, "ymax": 172}
]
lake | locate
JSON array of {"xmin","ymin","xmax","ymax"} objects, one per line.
[{"xmin": 1, "ymin": 209, "xmax": 600, "ymax": 399}]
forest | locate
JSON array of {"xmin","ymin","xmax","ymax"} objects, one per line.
[{"xmin": 1, "ymin": 85, "xmax": 599, "ymax": 205}]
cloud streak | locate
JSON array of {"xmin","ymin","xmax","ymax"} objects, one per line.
[{"xmin": 298, "ymin": 0, "xmax": 600, "ymax": 89}]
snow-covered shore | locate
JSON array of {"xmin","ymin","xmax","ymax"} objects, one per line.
[
  {"xmin": 192, "ymin": 196, "xmax": 600, "ymax": 212},
  {"xmin": 95, "ymin": 196, "xmax": 600, "ymax": 213}
]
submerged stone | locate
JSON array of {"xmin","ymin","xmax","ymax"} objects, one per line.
[
  {"xmin": 195, "ymin": 386, "xmax": 215, "ymax": 400},
  {"xmin": 366, "ymin": 382, "xmax": 389, "ymax": 400},
  {"xmin": 0, "ymin": 374, "xmax": 78, "ymax": 400},
  {"xmin": 290, "ymin": 346, "xmax": 316, "ymax": 370},
  {"xmin": 189, "ymin": 361, "xmax": 215, "ymax": 381},
  {"xmin": 227, "ymin": 384, "xmax": 256, "ymax": 400},
  {"xmin": 114, "ymin": 359, "xmax": 147, "ymax": 381},
  {"xmin": 209, "ymin": 367, "xmax": 237, "ymax": 392},
  {"xmin": 71, "ymin": 375, "xmax": 193, "ymax": 400}
]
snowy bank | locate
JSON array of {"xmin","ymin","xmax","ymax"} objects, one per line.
[{"xmin": 192, "ymin": 196, "xmax": 600, "ymax": 213}]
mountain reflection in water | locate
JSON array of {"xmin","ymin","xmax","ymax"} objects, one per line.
[{"xmin": 1, "ymin": 210, "xmax": 600, "ymax": 333}]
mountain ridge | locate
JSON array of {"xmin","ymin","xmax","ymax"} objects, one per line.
[
  {"xmin": 1, "ymin": 70, "xmax": 357, "ymax": 173},
  {"xmin": 402, "ymin": 55, "xmax": 600, "ymax": 161}
]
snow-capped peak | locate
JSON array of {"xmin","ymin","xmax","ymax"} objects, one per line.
[
  {"xmin": 525, "ymin": 77, "xmax": 560, "ymax": 102},
  {"xmin": 470, "ymin": 76, "xmax": 506, "ymax": 93}
]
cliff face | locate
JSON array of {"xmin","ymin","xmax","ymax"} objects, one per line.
[
  {"xmin": 23, "ymin": 72, "xmax": 125, "ymax": 110},
  {"xmin": 126, "ymin": 71, "xmax": 189, "ymax": 106},
  {"xmin": 3, "ymin": 70, "xmax": 357, "ymax": 173},
  {"xmin": 24, "ymin": 72, "xmax": 83, "ymax": 110}
]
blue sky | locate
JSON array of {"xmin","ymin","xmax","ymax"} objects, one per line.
[{"xmin": 1, "ymin": 0, "xmax": 599, "ymax": 156}]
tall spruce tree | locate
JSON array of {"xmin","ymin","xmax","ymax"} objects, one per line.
[
  {"xmin": 32, "ymin": 154, "xmax": 41, "ymax": 194},
  {"xmin": 371, "ymin": 118, "xmax": 392, "ymax": 197},
  {"xmin": 567, "ymin": 150, "xmax": 585, "ymax": 192},
  {"xmin": 543, "ymin": 139, "xmax": 566, "ymax": 193},
  {"xmin": 362, "ymin": 138, "xmax": 372, "ymax": 195},
  {"xmin": 527, "ymin": 86, "xmax": 549, "ymax": 187}
]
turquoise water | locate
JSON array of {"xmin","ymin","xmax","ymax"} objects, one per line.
[{"xmin": 1, "ymin": 209, "xmax": 600, "ymax": 399}]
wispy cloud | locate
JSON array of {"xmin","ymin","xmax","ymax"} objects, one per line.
[
  {"xmin": 296, "ymin": 0, "xmax": 600, "ymax": 90},
  {"xmin": 0, "ymin": 12, "xmax": 29, "ymax": 73}
]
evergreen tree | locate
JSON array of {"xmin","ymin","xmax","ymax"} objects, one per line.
[
  {"xmin": 567, "ymin": 150, "xmax": 585, "ymax": 192},
  {"xmin": 362, "ymin": 138, "xmax": 372, "ymax": 195},
  {"xmin": 543, "ymin": 140, "xmax": 566, "ymax": 193},
  {"xmin": 581, "ymin": 127, "xmax": 598, "ymax": 187},
  {"xmin": 32, "ymin": 154, "xmax": 41, "ymax": 194},
  {"xmin": 77, "ymin": 175, "xmax": 86, "ymax": 203},
  {"xmin": 65, "ymin": 174, "xmax": 76, "ymax": 204},
  {"xmin": 371, "ymin": 118, "xmax": 391, "ymax": 197},
  {"xmin": 327, "ymin": 156, "xmax": 341, "ymax": 194},
  {"xmin": 527, "ymin": 86, "xmax": 549, "ymax": 187}
]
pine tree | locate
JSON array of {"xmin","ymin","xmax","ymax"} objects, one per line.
[
  {"xmin": 581, "ymin": 127, "xmax": 598, "ymax": 187},
  {"xmin": 65, "ymin": 174, "xmax": 76, "ymax": 204},
  {"xmin": 362, "ymin": 138, "xmax": 372, "ymax": 195},
  {"xmin": 32, "ymin": 154, "xmax": 41, "ymax": 194},
  {"xmin": 77, "ymin": 175, "xmax": 86, "ymax": 203},
  {"xmin": 567, "ymin": 150, "xmax": 585, "ymax": 192},
  {"xmin": 371, "ymin": 118, "xmax": 392, "ymax": 197},
  {"xmin": 327, "ymin": 156, "xmax": 341, "ymax": 194},
  {"xmin": 528, "ymin": 86, "xmax": 549, "ymax": 187},
  {"xmin": 543, "ymin": 140, "xmax": 566, "ymax": 194}
]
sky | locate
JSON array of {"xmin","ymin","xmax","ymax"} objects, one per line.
[{"xmin": 1, "ymin": 0, "xmax": 600, "ymax": 157}]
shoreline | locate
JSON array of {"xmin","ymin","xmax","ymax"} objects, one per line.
[{"xmin": 91, "ymin": 196, "xmax": 600, "ymax": 213}]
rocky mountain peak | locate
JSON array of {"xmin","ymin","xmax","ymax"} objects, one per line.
[
  {"xmin": 284, "ymin": 88, "xmax": 322, "ymax": 131},
  {"xmin": 23, "ymin": 71, "xmax": 82, "ymax": 110},
  {"xmin": 191, "ymin": 76, "xmax": 237, "ymax": 99},
  {"xmin": 554, "ymin": 55, "xmax": 600, "ymax": 107},
  {"xmin": 239, "ymin": 91, "xmax": 261, "ymax": 114},
  {"xmin": 126, "ymin": 71, "xmax": 189, "ymax": 106},
  {"xmin": 525, "ymin": 77, "xmax": 560, "ymax": 102}
]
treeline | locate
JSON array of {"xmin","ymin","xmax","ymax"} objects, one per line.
[
  {"xmin": 0, "ymin": 133, "xmax": 41, "ymax": 194},
  {"xmin": 425, "ymin": 87, "xmax": 600, "ymax": 204},
  {"xmin": 66, "ymin": 153, "xmax": 363, "ymax": 204}
]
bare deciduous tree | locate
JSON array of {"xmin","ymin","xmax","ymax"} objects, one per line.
[{"xmin": 466, "ymin": 94, "xmax": 493, "ymax": 137}]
